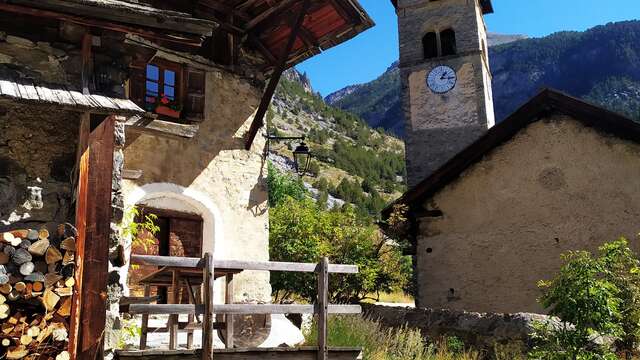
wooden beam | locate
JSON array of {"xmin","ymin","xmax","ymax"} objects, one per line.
[
  {"xmin": 244, "ymin": 0, "xmax": 311, "ymax": 150},
  {"xmin": 197, "ymin": 0, "xmax": 251, "ymax": 21},
  {"xmin": 244, "ymin": 0, "xmax": 300, "ymax": 31},
  {"xmin": 0, "ymin": 3, "xmax": 206, "ymax": 46},
  {"xmin": 124, "ymin": 304, "xmax": 362, "ymax": 315},
  {"xmin": 76, "ymin": 115, "xmax": 116, "ymax": 359},
  {"xmin": 129, "ymin": 255, "xmax": 360, "ymax": 274}
]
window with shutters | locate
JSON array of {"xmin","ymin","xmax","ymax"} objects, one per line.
[{"xmin": 129, "ymin": 58, "xmax": 206, "ymax": 123}]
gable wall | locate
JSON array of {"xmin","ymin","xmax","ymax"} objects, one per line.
[{"xmin": 416, "ymin": 114, "xmax": 640, "ymax": 313}]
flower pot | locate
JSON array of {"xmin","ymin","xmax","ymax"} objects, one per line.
[{"xmin": 156, "ymin": 105, "xmax": 181, "ymax": 119}]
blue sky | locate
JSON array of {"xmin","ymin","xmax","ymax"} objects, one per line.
[{"xmin": 297, "ymin": 0, "xmax": 640, "ymax": 96}]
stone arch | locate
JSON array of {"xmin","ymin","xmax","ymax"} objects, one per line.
[{"xmin": 126, "ymin": 183, "xmax": 224, "ymax": 256}]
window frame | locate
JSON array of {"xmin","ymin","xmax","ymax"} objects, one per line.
[{"xmin": 143, "ymin": 59, "xmax": 184, "ymax": 119}]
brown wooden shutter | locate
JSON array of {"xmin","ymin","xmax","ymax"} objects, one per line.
[
  {"xmin": 129, "ymin": 66, "xmax": 146, "ymax": 109},
  {"xmin": 184, "ymin": 67, "xmax": 206, "ymax": 122}
]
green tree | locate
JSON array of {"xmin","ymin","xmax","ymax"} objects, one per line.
[
  {"xmin": 269, "ymin": 197, "xmax": 410, "ymax": 303},
  {"xmin": 266, "ymin": 163, "xmax": 306, "ymax": 207}
]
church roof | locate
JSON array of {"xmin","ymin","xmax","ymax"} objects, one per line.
[
  {"xmin": 382, "ymin": 88, "xmax": 640, "ymax": 219},
  {"xmin": 390, "ymin": 0, "xmax": 493, "ymax": 14}
]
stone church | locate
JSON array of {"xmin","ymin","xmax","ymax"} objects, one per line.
[{"xmin": 386, "ymin": 0, "xmax": 640, "ymax": 313}]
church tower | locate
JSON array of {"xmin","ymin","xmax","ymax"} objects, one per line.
[{"xmin": 394, "ymin": 0, "xmax": 496, "ymax": 187}]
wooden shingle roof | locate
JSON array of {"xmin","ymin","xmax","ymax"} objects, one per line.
[{"xmin": 0, "ymin": 79, "xmax": 145, "ymax": 115}]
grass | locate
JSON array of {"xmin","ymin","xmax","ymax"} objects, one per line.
[
  {"xmin": 361, "ymin": 292, "xmax": 415, "ymax": 304},
  {"xmin": 305, "ymin": 315, "xmax": 483, "ymax": 360}
]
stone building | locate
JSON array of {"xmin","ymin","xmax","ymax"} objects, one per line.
[
  {"xmin": 387, "ymin": 89, "xmax": 640, "ymax": 314},
  {"xmin": 387, "ymin": 0, "xmax": 640, "ymax": 314},
  {"xmin": 0, "ymin": 0, "xmax": 373, "ymax": 358},
  {"xmin": 393, "ymin": 0, "xmax": 495, "ymax": 187}
]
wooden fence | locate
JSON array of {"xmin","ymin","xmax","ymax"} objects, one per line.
[{"xmin": 123, "ymin": 254, "xmax": 361, "ymax": 360}]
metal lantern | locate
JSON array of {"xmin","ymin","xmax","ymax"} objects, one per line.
[{"xmin": 293, "ymin": 141, "xmax": 311, "ymax": 176}]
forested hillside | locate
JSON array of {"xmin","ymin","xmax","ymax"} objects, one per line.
[
  {"xmin": 268, "ymin": 69, "xmax": 406, "ymax": 217},
  {"xmin": 326, "ymin": 21, "xmax": 640, "ymax": 136}
]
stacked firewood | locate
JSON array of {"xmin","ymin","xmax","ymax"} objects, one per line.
[{"xmin": 0, "ymin": 224, "xmax": 76, "ymax": 360}]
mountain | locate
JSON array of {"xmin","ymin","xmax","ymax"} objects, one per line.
[
  {"xmin": 487, "ymin": 32, "xmax": 527, "ymax": 46},
  {"xmin": 268, "ymin": 68, "xmax": 406, "ymax": 217},
  {"xmin": 326, "ymin": 22, "xmax": 640, "ymax": 136}
]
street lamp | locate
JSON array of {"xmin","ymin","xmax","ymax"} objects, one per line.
[{"xmin": 265, "ymin": 134, "xmax": 313, "ymax": 176}]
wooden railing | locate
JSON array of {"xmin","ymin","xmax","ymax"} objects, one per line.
[{"xmin": 125, "ymin": 254, "xmax": 361, "ymax": 360}]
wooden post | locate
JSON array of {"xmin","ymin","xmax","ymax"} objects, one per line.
[
  {"xmin": 317, "ymin": 257, "xmax": 329, "ymax": 360},
  {"xmin": 75, "ymin": 115, "xmax": 116, "ymax": 359},
  {"xmin": 169, "ymin": 270, "xmax": 180, "ymax": 350},
  {"xmin": 202, "ymin": 253, "xmax": 214, "ymax": 360},
  {"xmin": 139, "ymin": 284, "xmax": 151, "ymax": 350},
  {"xmin": 225, "ymin": 274, "xmax": 235, "ymax": 349}
]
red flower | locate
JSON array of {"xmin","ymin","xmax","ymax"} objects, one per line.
[{"xmin": 160, "ymin": 95, "xmax": 170, "ymax": 105}]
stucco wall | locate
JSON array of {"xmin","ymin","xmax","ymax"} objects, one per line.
[
  {"xmin": 123, "ymin": 68, "xmax": 271, "ymax": 303},
  {"xmin": 416, "ymin": 115, "xmax": 640, "ymax": 313}
]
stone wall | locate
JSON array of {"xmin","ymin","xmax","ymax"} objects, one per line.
[
  {"xmin": 397, "ymin": 0, "xmax": 494, "ymax": 187},
  {"xmin": 123, "ymin": 63, "xmax": 271, "ymax": 304},
  {"xmin": 363, "ymin": 304, "xmax": 545, "ymax": 354},
  {"xmin": 0, "ymin": 105, "xmax": 80, "ymax": 233},
  {"xmin": 415, "ymin": 115, "xmax": 640, "ymax": 313}
]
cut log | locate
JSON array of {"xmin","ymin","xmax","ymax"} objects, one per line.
[
  {"xmin": 25, "ymin": 230, "xmax": 38, "ymax": 241},
  {"xmin": 54, "ymin": 287, "xmax": 72, "ymax": 297},
  {"xmin": 19, "ymin": 262, "xmax": 34, "ymax": 276},
  {"xmin": 0, "ymin": 284, "xmax": 12, "ymax": 295},
  {"xmin": 31, "ymin": 282, "xmax": 43, "ymax": 293},
  {"xmin": 56, "ymin": 351, "xmax": 70, "ymax": 360},
  {"xmin": 3, "ymin": 246, "xmax": 15, "ymax": 257},
  {"xmin": 13, "ymin": 282, "xmax": 25, "ymax": 293},
  {"xmin": 1, "ymin": 323, "xmax": 13, "ymax": 335},
  {"xmin": 51, "ymin": 323, "xmax": 67, "ymax": 341},
  {"xmin": 37, "ymin": 229, "xmax": 49, "ymax": 241},
  {"xmin": 27, "ymin": 240, "xmax": 49, "ymax": 257},
  {"xmin": 64, "ymin": 277, "xmax": 75, "ymax": 288},
  {"xmin": 62, "ymin": 251, "xmax": 74, "ymax": 266},
  {"xmin": 45, "ymin": 247, "xmax": 62, "ymax": 265},
  {"xmin": 7, "ymin": 290, "xmax": 20, "ymax": 302},
  {"xmin": 19, "ymin": 334, "xmax": 31, "ymax": 346},
  {"xmin": 60, "ymin": 238, "xmax": 75, "ymax": 251},
  {"xmin": 18, "ymin": 240, "xmax": 30, "ymax": 249},
  {"xmin": 12, "ymin": 249, "xmax": 32, "ymax": 265},
  {"xmin": 0, "ymin": 294, "xmax": 5, "ymax": 305},
  {"xmin": 2, "ymin": 233, "xmax": 14, "ymax": 244},
  {"xmin": 0, "ymin": 274, "xmax": 9, "ymax": 285},
  {"xmin": 0, "ymin": 252, "xmax": 10, "ymax": 265},
  {"xmin": 56, "ymin": 298, "xmax": 71, "ymax": 318},
  {"xmin": 26, "ymin": 326, "xmax": 39, "ymax": 338},
  {"xmin": 33, "ymin": 261, "xmax": 47, "ymax": 274},
  {"xmin": 0, "ymin": 304, "xmax": 9, "ymax": 319},
  {"xmin": 44, "ymin": 274, "xmax": 62, "ymax": 288},
  {"xmin": 47, "ymin": 263, "xmax": 58, "ymax": 274},
  {"xmin": 8, "ymin": 237, "xmax": 21, "ymax": 248},
  {"xmin": 7, "ymin": 345, "xmax": 28, "ymax": 359},
  {"xmin": 36, "ymin": 324, "xmax": 52, "ymax": 343},
  {"xmin": 24, "ymin": 272, "xmax": 44, "ymax": 283},
  {"xmin": 60, "ymin": 264, "xmax": 74, "ymax": 278},
  {"xmin": 1, "ymin": 338, "xmax": 9, "ymax": 346},
  {"xmin": 41, "ymin": 288, "xmax": 60, "ymax": 312}
]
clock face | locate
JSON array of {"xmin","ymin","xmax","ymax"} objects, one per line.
[{"xmin": 427, "ymin": 65, "xmax": 457, "ymax": 94}]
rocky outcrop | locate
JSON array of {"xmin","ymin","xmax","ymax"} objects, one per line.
[{"xmin": 283, "ymin": 68, "xmax": 314, "ymax": 94}]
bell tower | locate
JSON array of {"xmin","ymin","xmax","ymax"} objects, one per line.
[{"xmin": 395, "ymin": 0, "xmax": 495, "ymax": 187}]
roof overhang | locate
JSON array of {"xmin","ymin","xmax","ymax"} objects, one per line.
[
  {"xmin": 382, "ymin": 89, "xmax": 640, "ymax": 220},
  {"xmin": 196, "ymin": 0, "xmax": 374, "ymax": 69},
  {"xmin": 5, "ymin": 0, "xmax": 217, "ymax": 37},
  {"xmin": 0, "ymin": 79, "xmax": 145, "ymax": 116}
]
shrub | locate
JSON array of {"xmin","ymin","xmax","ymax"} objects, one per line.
[{"xmin": 530, "ymin": 238, "xmax": 640, "ymax": 359}]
